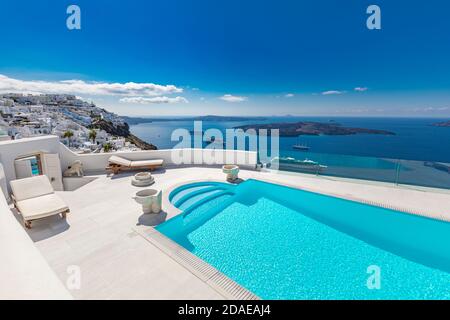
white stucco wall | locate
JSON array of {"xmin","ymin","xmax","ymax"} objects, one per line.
[
  {"xmin": 0, "ymin": 136, "xmax": 257, "ymax": 195},
  {"xmin": 59, "ymin": 143, "xmax": 258, "ymax": 173},
  {"xmin": 0, "ymin": 135, "xmax": 61, "ymax": 187}
]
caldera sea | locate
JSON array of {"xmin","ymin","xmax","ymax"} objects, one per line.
[{"xmin": 130, "ymin": 117, "xmax": 450, "ymax": 163}]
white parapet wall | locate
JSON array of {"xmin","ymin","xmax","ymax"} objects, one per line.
[
  {"xmin": 0, "ymin": 193, "xmax": 72, "ymax": 299},
  {"xmin": 0, "ymin": 135, "xmax": 257, "ymax": 193},
  {"xmin": 59, "ymin": 143, "xmax": 258, "ymax": 173}
]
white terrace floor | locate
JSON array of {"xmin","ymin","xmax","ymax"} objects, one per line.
[{"xmin": 13, "ymin": 166, "xmax": 450, "ymax": 299}]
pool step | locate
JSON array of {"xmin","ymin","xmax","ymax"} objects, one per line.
[
  {"xmin": 170, "ymin": 182, "xmax": 233, "ymax": 210},
  {"xmin": 170, "ymin": 184, "xmax": 214, "ymax": 204},
  {"xmin": 182, "ymin": 191, "xmax": 235, "ymax": 225},
  {"xmin": 176, "ymin": 186, "xmax": 226, "ymax": 211}
]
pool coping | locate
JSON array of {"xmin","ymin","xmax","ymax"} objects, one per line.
[{"xmin": 134, "ymin": 226, "xmax": 260, "ymax": 300}]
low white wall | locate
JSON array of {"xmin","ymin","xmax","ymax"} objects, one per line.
[
  {"xmin": 0, "ymin": 136, "xmax": 257, "ymax": 193},
  {"xmin": 0, "ymin": 194, "xmax": 72, "ymax": 299},
  {"xmin": 59, "ymin": 143, "xmax": 258, "ymax": 172}
]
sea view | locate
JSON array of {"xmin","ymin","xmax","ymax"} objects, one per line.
[
  {"xmin": 130, "ymin": 117, "xmax": 450, "ymax": 189},
  {"xmin": 130, "ymin": 117, "xmax": 450, "ymax": 162}
]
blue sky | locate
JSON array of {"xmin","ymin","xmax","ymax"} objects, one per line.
[{"xmin": 0, "ymin": 0, "xmax": 450, "ymax": 117}]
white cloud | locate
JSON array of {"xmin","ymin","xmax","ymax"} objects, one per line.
[
  {"xmin": 285, "ymin": 93, "xmax": 295, "ymax": 98},
  {"xmin": 219, "ymin": 94, "xmax": 247, "ymax": 102},
  {"xmin": 0, "ymin": 74, "xmax": 183, "ymax": 97},
  {"xmin": 415, "ymin": 106, "xmax": 449, "ymax": 112},
  {"xmin": 321, "ymin": 90, "xmax": 344, "ymax": 95},
  {"xmin": 119, "ymin": 96, "xmax": 188, "ymax": 104},
  {"xmin": 354, "ymin": 87, "xmax": 368, "ymax": 92}
]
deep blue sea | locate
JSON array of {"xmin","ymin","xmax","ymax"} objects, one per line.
[{"xmin": 130, "ymin": 117, "xmax": 450, "ymax": 163}]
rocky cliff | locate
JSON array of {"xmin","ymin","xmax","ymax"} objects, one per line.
[{"xmin": 89, "ymin": 119, "xmax": 157, "ymax": 150}]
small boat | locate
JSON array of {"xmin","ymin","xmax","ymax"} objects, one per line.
[
  {"xmin": 293, "ymin": 144, "xmax": 310, "ymax": 151},
  {"xmin": 292, "ymin": 136, "xmax": 310, "ymax": 151}
]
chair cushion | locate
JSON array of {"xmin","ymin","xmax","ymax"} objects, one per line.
[
  {"xmin": 10, "ymin": 175, "xmax": 54, "ymax": 202},
  {"xmin": 108, "ymin": 155, "xmax": 132, "ymax": 167},
  {"xmin": 16, "ymin": 194, "xmax": 69, "ymax": 220},
  {"xmin": 131, "ymin": 159, "xmax": 164, "ymax": 167}
]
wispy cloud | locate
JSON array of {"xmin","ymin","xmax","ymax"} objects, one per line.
[
  {"xmin": 354, "ymin": 87, "xmax": 368, "ymax": 92},
  {"xmin": 412, "ymin": 106, "xmax": 449, "ymax": 112},
  {"xmin": 321, "ymin": 90, "xmax": 344, "ymax": 95},
  {"xmin": 0, "ymin": 74, "xmax": 183, "ymax": 97},
  {"xmin": 285, "ymin": 93, "xmax": 295, "ymax": 98},
  {"xmin": 219, "ymin": 94, "xmax": 247, "ymax": 102},
  {"xmin": 119, "ymin": 96, "xmax": 188, "ymax": 104}
]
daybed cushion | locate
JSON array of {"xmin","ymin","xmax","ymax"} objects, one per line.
[
  {"xmin": 108, "ymin": 155, "xmax": 132, "ymax": 167},
  {"xmin": 10, "ymin": 175, "xmax": 54, "ymax": 202},
  {"xmin": 130, "ymin": 159, "xmax": 164, "ymax": 167},
  {"xmin": 15, "ymin": 194, "xmax": 69, "ymax": 220}
]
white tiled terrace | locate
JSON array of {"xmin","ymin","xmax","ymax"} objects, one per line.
[{"xmin": 12, "ymin": 166, "xmax": 450, "ymax": 300}]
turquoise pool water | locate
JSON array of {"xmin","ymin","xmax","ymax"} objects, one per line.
[{"xmin": 157, "ymin": 180, "xmax": 450, "ymax": 299}]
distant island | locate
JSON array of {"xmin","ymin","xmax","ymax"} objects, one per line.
[
  {"xmin": 432, "ymin": 120, "xmax": 450, "ymax": 127},
  {"xmin": 121, "ymin": 116, "xmax": 154, "ymax": 125},
  {"xmin": 234, "ymin": 121, "xmax": 395, "ymax": 136},
  {"xmin": 122, "ymin": 115, "xmax": 267, "ymax": 125}
]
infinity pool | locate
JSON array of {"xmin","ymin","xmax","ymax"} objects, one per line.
[{"xmin": 157, "ymin": 179, "xmax": 450, "ymax": 299}]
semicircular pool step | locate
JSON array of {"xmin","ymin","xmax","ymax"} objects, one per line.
[
  {"xmin": 170, "ymin": 184, "xmax": 213, "ymax": 205},
  {"xmin": 176, "ymin": 186, "xmax": 226, "ymax": 211},
  {"xmin": 170, "ymin": 182, "xmax": 234, "ymax": 211}
]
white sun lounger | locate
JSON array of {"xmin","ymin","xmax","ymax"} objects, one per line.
[
  {"xmin": 10, "ymin": 175, "xmax": 69, "ymax": 229},
  {"xmin": 106, "ymin": 155, "xmax": 164, "ymax": 174}
]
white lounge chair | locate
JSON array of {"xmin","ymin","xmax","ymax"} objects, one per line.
[
  {"xmin": 106, "ymin": 155, "xmax": 164, "ymax": 174},
  {"xmin": 10, "ymin": 175, "xmax": 69, "ymax": 229}
]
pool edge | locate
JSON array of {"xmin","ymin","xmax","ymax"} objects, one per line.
[{"xmin": 134, "ymin": 226, "xmax": 260, "ymax": 300}]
